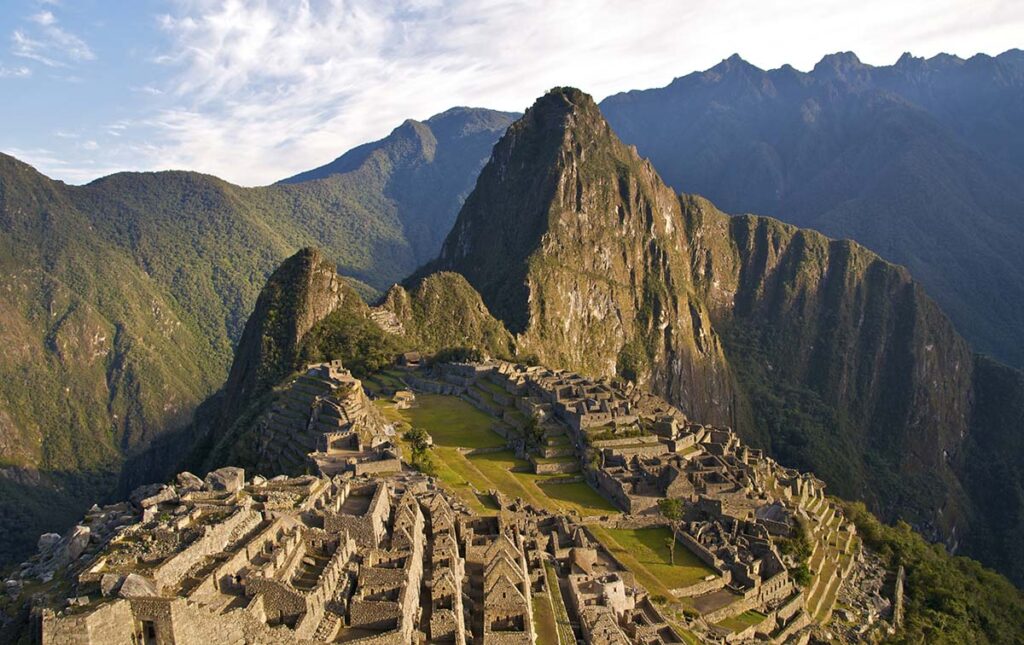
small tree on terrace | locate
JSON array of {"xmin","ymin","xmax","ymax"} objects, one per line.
[
  {"xmin": 658, "ymin": 497, "xmax": 685, "ymax": 565},
  {"xmin": 525, "ymin": 415, "xmax": 544, "ymax": 450},
  {"xmin": 403, "ymin": 430, "xmax": 428, "ymax": 464}
]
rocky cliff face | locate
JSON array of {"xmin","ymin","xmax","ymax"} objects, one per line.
[
  {"xmin": 684, "ymin": 197, "xmax": 974, "ymax": 538},
  {"xmin": 600, "ymin": 51, "xmax": 1024, "ymax": 370},
  {"xmin": 429, "ymin": 89, "xmax": 735, "ymax": 426},
  {"xmin": 217, "ymin": 248, "xmax": 354, "ymax": 431},
  {"xmin": 423, "ymin": 87, "xmax": 1023, "ymax": 583}
]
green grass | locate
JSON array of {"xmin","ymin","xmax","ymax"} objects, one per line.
[
  {"xmin": 592, "ymin": 527, "xmax": 715, "ymax": 591},
  {"xmin": 532, "ymin": 589, "xmax": 560, "ymax": 645},
  {"xmin": 716, "ymin": 610, "xmax": 766, "ymax": 632},
  {"xmin": 537, "ymin": 481, "xmax": 618, "ymax": 516},
  {"xmin": 382, "ymin": 393, "xmax": 618, "ymax": 517},
  {"xmin": 392, "ymin": 393, "xmax": 505, "ymax": 449}
]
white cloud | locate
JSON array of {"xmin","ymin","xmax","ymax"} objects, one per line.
[
  {"xmin": 120, "ymin": 0, "xmax": 1022, "ymax": 186},
  {"xmin": 11, "ymin": 8, "xmax": 95, "ymax": 68},
  {"xmin": 29, "ymin": 11, "xmax": 57, "ymax": 26},
  {"xmin": 0, "ymin": 63, "xmax": 31, "ymax": 78},
  {"xmin": 15, "ymin": 0, "xmax": 1024, "ymax": 185}
]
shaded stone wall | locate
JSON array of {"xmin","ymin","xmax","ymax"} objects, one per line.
[
  {"xmin": 40, "ymin": 600, "xmax": 135, "ymax": 645},
  {"xmin": 153, "ymin": 506, "xmax": 262, "ymax": 591}
]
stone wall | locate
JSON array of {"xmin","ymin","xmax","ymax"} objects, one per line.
[
  {"xmin": 531, "ymin": 459, "xmax": 580, "ymax": 475},
  {"xmin": 352, "ymin": 458, "xmax": 402, "ymax": 476},
  {"xmin": 671, "ymin": 572, "xmax": 728, "ymax": 598},
  {"xmin": 41, "ymin": 600, "xmax": 135, "ymax": 645},
  {"xmin": 675, "ymin": 529, "xmax": 724, "ymax": 570},
  {"xmin": 153, "ymin": 506, "xmax": 262, "ymax": 591}
]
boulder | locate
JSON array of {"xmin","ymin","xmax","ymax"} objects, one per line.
[
  {"xmin": 118, "ymin": 573, "xmax": 157, "ymax": 598},
  {"xmin": 100, "ymin": 573, "xmax": 124, "ymax": 597},
  {"xmin": 204, "ymin": 467, "xmax": 245, "ymax": 493},
  {"xmin": 5, "ymin": 578, "xmax": 22, "ymax": 597},
  {"xmin": 176, "ymin": 471, "xmax": 204, "ymax": 491},
  {"xmin": 37, "ymin": 533, "xmax": 61, "ymax": 553},
  {"xmin": 130, "ymin": 483, "xmax": 164, "ymax": 508},
  {"xmin": 251, "ymin": 475, "xmax": 267, "ymax": 487},
  {"xmin": 65, "ymin": 525, "xmax": 91, "ymax": 561},
  {"xmin": 138, "ymin": 485, "xmax": 177, "ymax": 510}
]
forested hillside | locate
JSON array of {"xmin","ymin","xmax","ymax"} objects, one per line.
[{"xmin": 0, "ymin": 107, "xmax": 514, "ymax": 564}]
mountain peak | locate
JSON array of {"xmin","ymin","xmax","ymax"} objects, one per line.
[
  {"xmin": 811, "ymin": 51, "xmax": 870, "ymax": 82},
  {"xmin": 707, "ymin": 53, "xmax": 762, "ymax": 77},
  {"xmin": 529, "ymin": 86, "xmax": 601, "ymax": 123},
  {"xmin": 428, "ymin": 86, "xmax": 652, "ymax": 333},
  {"xmin": 216, "ymin": 247, "xmax": 352, "ymax": 434}
]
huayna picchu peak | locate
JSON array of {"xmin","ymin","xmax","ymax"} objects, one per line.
[
  {"xmin": 2, "ymin": 16, "xmax": 1024, "ymax": 642},
  {"xmin": 422, "ymin": 90, "xmax": 1024, "ymax": 595}
]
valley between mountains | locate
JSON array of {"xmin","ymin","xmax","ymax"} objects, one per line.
[{"xmin": 1, "ymin": 52, "xmax": 1023, "ymax": 644}]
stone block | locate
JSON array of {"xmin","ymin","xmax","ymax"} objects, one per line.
[
  {"xmin": 66, "ymin": 525, "xmax": 91, "ymax": 561},
  {"xmin": 177, "ymin": 471, "xmax": 204, "ymax": 491},
  {"xmin": 139, "ymin": 485, "xmax": 178, "ymax": 509},
  {"xmin": 37, "ymin": 533, "xmax": 61, "ymax": 553},
  {"xmin": 100, "ymin": 573, "xmax": 124, "ymax": 597},
  {"xmin": 205, "ymin": 467, "xmax": 245, "ymax": 493},
  {"xmin": 119, "ymin": 573, "xmax": 157, "ymax": 598}
]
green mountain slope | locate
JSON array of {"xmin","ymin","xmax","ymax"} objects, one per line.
[
  {"xmin": 203, "ymin": 241, "xmax": 1024, "ymax": 644},
  {"xmin": 0, "ymin": 107, "xmax": 514, "ymax": 565},
  {"xmin": 600, "ymin": 50, "xmax": 1024, "ymax": 370},
  {"xmin": 425, "ymin": 87, "xmax": 1024, "ymax": 585},
  {"xmin": 0, "ymin": 155, "xmax": 219, "ymax": 562}
]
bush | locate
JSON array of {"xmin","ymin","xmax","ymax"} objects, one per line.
[
  {"xmin": 297, "ymin": 307, "xmax": 402, "ymax": 377},
  {"xmin": 431, "ymin": 346, "xmax": 483, "ymax": 364}
]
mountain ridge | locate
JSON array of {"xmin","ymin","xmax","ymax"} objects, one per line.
[
  {"xmin": 422, "ymin": 86, "xmax": 1023, "ymax": 584},
  {"xmin": 0, "ymin": 107, "xmax": 514, "ymax": 565},
  {"xmin": 600, "ymin": 49, "xmax": 1024, "ymax": 369}
]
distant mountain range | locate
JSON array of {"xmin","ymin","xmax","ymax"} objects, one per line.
[
  {"xmin": 602, "ymin": 49, "xmax": 1024, "ymax": 369},
  {"xmin": 1, "ymin": 49, "xmax": 1022, "ymax": 595},
  {"xmin": 0, "ymin": 108, "xmax": 514, "ymax": 563}
]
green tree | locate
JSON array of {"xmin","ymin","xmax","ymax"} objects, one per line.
[
  {"xmin": 404, "ymin": 427, "xmax": 434, "ymax": 474},
  {"xmin": 658, "ymin": 497, "xmax": 685, "ymax": 565},
  {"xmin": 525, "ymin": 415, "xmax": 545, "ymax": 450}
]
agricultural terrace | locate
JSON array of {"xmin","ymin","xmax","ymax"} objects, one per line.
[{"xmin": 372, "ymin": 386, "xmax": 617, "ymax": 518}]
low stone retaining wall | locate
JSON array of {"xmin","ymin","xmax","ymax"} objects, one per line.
[
  {"xmin": 404, "ymin": 376, "xmax": 462, "ymax": 396},
  {"xmin": 462, "ymin": 446, "xmax": 508, "ymax": 457},
  {"xmin": 531, "ymin": 458, "xmax": 579, "ymax": 475},
  {"xmin": 672, "ymin": 573, "xmax": 728, "ymax": 598},
  {"xmin": 534, "ymin": 475, "xmax": 585, "ymax": 485},
  {"xmin": 591, "ymin": 435, "xmax": 661, "ymax": 449}
]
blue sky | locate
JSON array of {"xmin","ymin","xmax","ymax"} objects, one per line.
[{"xmin": 1, "ymin": 0, "xmax": 1022, "ymax": 186}]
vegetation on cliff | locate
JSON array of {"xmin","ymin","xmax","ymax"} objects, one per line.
[
  {"xmin": 0, "ymin": 107, "xmax": 513, "ymax": 565},
  {"xmin": 422, "ymin": 87, "xmax": 1024, "ymax": 588},
  {"xmin": 843, "ymin": 501, "xmax": 1024, "ymax": 643}
]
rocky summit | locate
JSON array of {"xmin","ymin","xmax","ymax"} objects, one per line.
[{"xmin": 422, "ymin": 88, "xmax": 1024, "ymax": 587}]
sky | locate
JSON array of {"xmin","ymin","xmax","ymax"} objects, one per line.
[{"xmin": 1, "ymin": 0, "xmax": 1021, "ymax": 186}]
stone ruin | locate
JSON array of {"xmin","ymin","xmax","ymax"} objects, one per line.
[
  {"xmin": 9, "ymin": 355, "xmax": 902, "ymax": 643},
  {"xmin": 246, "ymin": 361, "xmax": 401, "ymax": 479}
]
